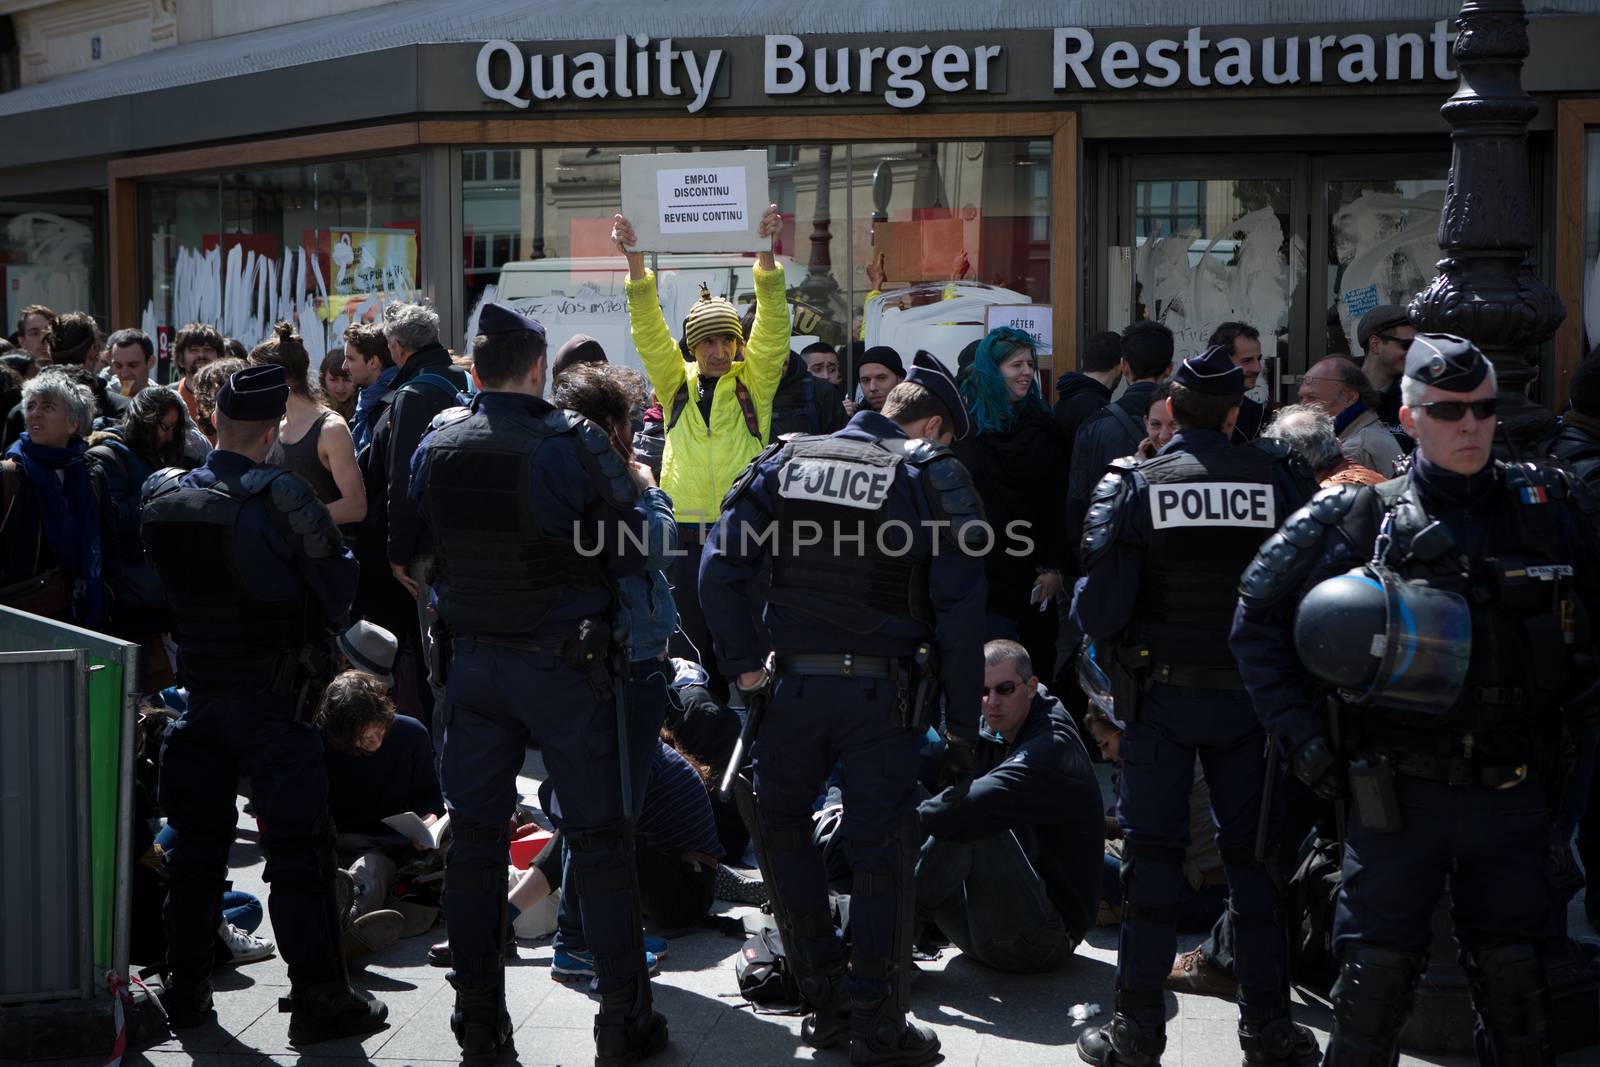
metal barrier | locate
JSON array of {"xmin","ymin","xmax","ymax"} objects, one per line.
[{"xmin": 0, "ymin": 607, "xmax": 137, "ymax": 1057}]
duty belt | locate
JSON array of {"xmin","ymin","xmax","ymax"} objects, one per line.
[
  {"xmin": 776, "ymin": 652, "xmax": 900, "ymax": 680},
  {"xmin": 1380, "ymin": 751, "xmax": 1530, "ymax": 790},
  {"xmin": 1151, "ymin": 662, "xmax": 1244, "ymax": 690}
]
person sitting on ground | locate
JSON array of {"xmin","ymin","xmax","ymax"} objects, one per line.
[
  {"xmin": 1261, "ymin": 404, "xmax": 1385, "ymax": 488},
  {"xmin": 1085, "ymin": 708, "xmax": 1229, "ymax": 933},
  {"xmin": 319, "ymin": 349, "xmax": 357, "ymax": 424},
  {"xmin": 1, "ymin": 368, "xmax": 119, "ymax": 626},
  {"xmin": 914, "ymin": 640, "xmax": 1103, "ymax": 973},
  {"xmin": 253, "ymin": 323, "xmax": 367, "ymax": 527},
  {"xmin": 1295, "ymin": 355, "xmax": 1403, "ymax": 476},
  {"xmin": 317, "ymin": 670, "xmax": 442, "ymax": 958}
]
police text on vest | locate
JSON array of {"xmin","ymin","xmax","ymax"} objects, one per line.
[
  {"xmin": 1148, "ymin": 482, "xmax": 1276, "ymax": 529},
  {"xmin": 779, "ymin": 459, "xmax": 893, "ymax": 510}
]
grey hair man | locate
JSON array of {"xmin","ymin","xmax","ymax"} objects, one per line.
[
  {"xmin": 381, "ymin": 301, "xmax": 441, "ymax": 368},
  {"xmin": 1296, "ymin": 356, "xmax": 1402, "ymax": 476},
  {"xmin": 1261, "ymin": 404, "xmax": 1386, "ymax": 488}
]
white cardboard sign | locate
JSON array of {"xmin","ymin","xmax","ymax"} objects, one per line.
[
  {"xmin": 621, "ymin": 150, "xmax": 768, "ymax": 254},
  {"xmin": 984, "ymin": 303, "xmax": 1053, "ymax": 352}
]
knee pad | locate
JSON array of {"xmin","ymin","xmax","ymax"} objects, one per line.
[
  {"xmin": 1461, "ymin": 942, "xmax": 1551, "ymax": 1056},
  {"xmin": 1329, "ymin": 942, "xmax": 1425, "ymax": 1054}
]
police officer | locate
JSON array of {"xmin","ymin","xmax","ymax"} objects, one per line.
[
  {"xmin": 1234, "ymin": 334, "xmax": 1600, "ymax": 1066},
  {"xmin": 140, "ymin": 364, "xmax": 382, "ymax": 1044},
  {"xmin": 1074, "ymin": 345, "xmax": 1318, "ymax": 1067},
  {"xmin": 699, "ymin": 358, "xmax": 987, "ymax": 1066},
  {"xmin": 409, "ymin": 304, "xmax": 662, "ymax": 1067}
]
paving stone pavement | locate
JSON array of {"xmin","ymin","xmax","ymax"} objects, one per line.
[{"xmin": 35, "ymin": 749, "xmax": 1600, "ymax": 1067}]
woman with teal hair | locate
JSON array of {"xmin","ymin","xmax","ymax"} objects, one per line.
[{"xmin": 953, "ymin": 327, "xmax": 1072, "ymax": 677}]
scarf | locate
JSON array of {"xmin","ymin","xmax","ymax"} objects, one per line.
[
  {"xmin": 1332, "ymin": 400, "xmax": 1367, "ymax": 436},
  {"xmin": 5, "ymin": 432, "xmax": 103, "ymax": 624}
]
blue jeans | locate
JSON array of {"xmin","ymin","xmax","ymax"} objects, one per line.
[
  {"xmin": 154, "ymin": 824, "xmax": 264, "ymax": 933},
  {"xmin": 916, "ymin": 829, "xmax": 1074, "ymax": 973}
]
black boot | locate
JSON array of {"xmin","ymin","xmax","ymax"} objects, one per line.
[
  {"xmin": 1077, "ymin": 1014, "xmax": 1166, "ymax": 1066},
  {"xmin": 848, "ymin": 995, "xmax": 939, "ymax": 1067},
  {"xmin": 284, "ymin": 982, "xmax": 389, "ymax": 1046},
  {"xmin": 799, "ymin": 960, "xmax": 852, "ymax": 1050},
  {"xmin": 594, "ymin": 973, "xmax": 668, "ymax": 1067},
  {"xmin": 163, "ymin": 967, "xmax": 215, "ymax": 1031},
  {"xmin": 451, "ymin": 986, "xmax": 514, "ymax": 1067},
  {"xmin": 1240, "ymin": 1017, "xmax": 1322, "ymax": 1066}
]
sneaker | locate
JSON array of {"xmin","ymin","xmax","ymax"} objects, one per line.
[
  {"xmin": 644, "ymin": 935, "xmax": 668, "ymax": 959},
  {"xmin": 1166, "ymin": 945, "xmax": 1239, "ymax": 999},
  {"xmin": 217, "ymin": 921, "xmax": 276, "ymax": 965},
  {"xmin": 551, "ymin": 947, "xmax": 659, "ymax": 984},
  {"xmin": 714, "ymin": 863, "xmax": 770, "ymax": 906}
]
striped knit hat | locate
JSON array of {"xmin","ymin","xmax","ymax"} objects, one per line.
[{"xmin": 682, "ymin": 283, "xmax": 744, "ymax": 351}]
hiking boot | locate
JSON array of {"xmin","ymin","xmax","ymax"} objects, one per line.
[
  {"xmin": 283, "ymin": 982, "xmax": 389, "ymax": 1046},
  {"xmin": 1166, "ymin": 946, "xmax": 1238, "ymax": 999},
  {"xmin": 163, "ymin": 968, "xmax": 215, "ymax": 1030},
  {"xmin": 798, "ymin": 961, "xmax": 851, "ymax": 1050},
  {"xmin": 1077, "ymin": 1014, "xmax": 1165, "ymax": 1066},
  {"xmin": 1240, "ymin": 1017, "xmax": 1321, "ymax": 1066},
  {"xmin": 344, "ymin": 909, "xmax": 405, "ymax": 962},
  {"xmin": 849, "ymin": 995, "xmax": 939, "ymax": 1067},
  {"xmin": 594, "ymin": 974, "xmax": 668, "ymax": 1066},
  {"xmin": 451, "ymin": 986, "xmax": 513, "ymax": 1067},
  {"xmin": 216, "ymin": 921, "xmax": 275, "ymax": 965}
]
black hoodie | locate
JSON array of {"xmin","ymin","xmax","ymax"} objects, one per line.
[
  {"xmin": 1053, "ymin": 371, "xmax": 1112, "ymax": 445},
  {"xmin": 918, "ymin": 687, "xmax": 1104, "ymax": 940}
]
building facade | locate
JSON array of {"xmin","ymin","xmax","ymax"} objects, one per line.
[{"xmin": 0, "ymin": 0, "xmax": 1595, "ymax": 402}]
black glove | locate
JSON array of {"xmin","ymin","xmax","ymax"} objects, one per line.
[{"xmin": 1291, "ymin": 735, "xmax": 1348, "ymax": 801}]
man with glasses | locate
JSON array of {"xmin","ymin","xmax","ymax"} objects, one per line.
[
  {"xmin": 1355, "ymin": 305, "xmax": 1417, "ymax": 454},
  {"xmin": 913, "ymin": 639, "xmax": 1102, "ymax": 975},
  {"xmin": 1233, "ymin": 333, "xmax": 1600, "ymax": 1064},
  {"xmin": 1296, "ymin": 356, "xmax": 1403, "ymax": 476}
]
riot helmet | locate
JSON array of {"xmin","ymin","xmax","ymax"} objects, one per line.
[{"xmin": 1293, "ymin": 564, "xmax": 1472, "ymax": 714}]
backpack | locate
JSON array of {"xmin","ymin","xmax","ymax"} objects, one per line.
[{"xmin": 1286, "ymin": 836, "xmax": 1343, "ymax": 991}]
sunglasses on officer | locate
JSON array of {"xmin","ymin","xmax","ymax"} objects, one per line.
[
  {"xmin": 1415, "ymin": 399, "xmax": 1498, "ymax": 422},
  {"xmin": 981, "ymin": 680, "xmax": 1020, "ymax": 699}
]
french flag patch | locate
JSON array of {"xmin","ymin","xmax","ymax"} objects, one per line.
[{"xmin": 1521, "ymin": 485, "xmax": 1548, "ymax": 504}]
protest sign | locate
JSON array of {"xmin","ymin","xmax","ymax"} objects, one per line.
[{"xmin": 620, "ymin": 150, "xmax": 768, "ymax": 254}]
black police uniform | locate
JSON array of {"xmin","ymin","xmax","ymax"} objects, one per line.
[
  {"xmin": 1550, "ymin": 416, "xmax": 1600, "ymax": 489},
  {"xmin": 1233, "ymin": 334, "xmax": 1600, "ymax": 1066},
  {"xmin": 700, "ymin": 388, "xmax": 987, "ymax": 1062},
  {"xmin": 1073, "ymin": 345, "xmax": 1317, "ymax": 1066},
  {"xmin": 408, "ymin": 304, "xmax": 661, "ymax": 1065},
  {"xmin": 140, "ymin": 367, "xmax": 374, "ymax": 1042}
]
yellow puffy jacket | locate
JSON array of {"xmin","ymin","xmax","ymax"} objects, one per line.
[{"xmin": 627, "ymin": 263, "xmax": 790, "ymax": 525}]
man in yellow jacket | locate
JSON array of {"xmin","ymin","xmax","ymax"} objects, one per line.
[{"xmin": 612, "ymin": 205, "xmax": 789, "ymax": 684}]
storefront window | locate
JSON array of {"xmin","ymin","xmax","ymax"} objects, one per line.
[
  {"xmin": 138, "ymin": 153, "xmax": 421, "ymax": 373},
  {"xmin": 0, "ymin": 195, "xmax": 105, "ymax": 335},
  {"xmin": 1326, "ymin": 177, "xmax": 1446, "ymax": 357},
  {"xmin": 459, "ymin": 140, "xmax": 1051, "ymax": 380},
  {"xmin": 1119, "ymin": 177, "xmax": 1298, "ymax": 369}
]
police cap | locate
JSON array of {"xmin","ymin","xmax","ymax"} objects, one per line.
[
  {"xmin": 1173, "ymin": 344, "xmax": 1245, "ymax": 398},
  {"xmin": 477, "ymin": 302, "xmax": 546, "ymax": 338},
  {"xmin": 906, "ymin": 350, "xmax": 971, "ymax": 441},
  {"xmin": 1403, "ymin": 333, "xmax": 1489, "ymax": 394},
  {"xmin": 216, "ymin": 364, "xmax": 288, "ymax": 421}
]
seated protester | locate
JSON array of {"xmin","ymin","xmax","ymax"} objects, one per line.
[
  {"xmin": 661, "ymin": 658, "xmax": 746, "ymax": 865},
  {"xmin": 317, "ymin": 670, "xmax": 443, "ymax": 952},
  {"xmin": 1085, "ymin": 709, "xmax": 1228, "ymax": 934},
  {"xmin": 1262, "ymin": 404, "xmax": 1385, "ymax": 488},
  {"xmin": 88, "ymin": 386, "xmax": 193, "ymax": 689},
  {"xmin": 1, "ymin": 368, "xmax": 118, "ymax": 626},
  {"xmin": 914, "ymin": 640, "xmax": 1103, "ymax": 973}
]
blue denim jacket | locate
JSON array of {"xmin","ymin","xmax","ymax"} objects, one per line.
[{"xmin": 619, "ymin": 486, "xmax": 678, "ymax": 662}]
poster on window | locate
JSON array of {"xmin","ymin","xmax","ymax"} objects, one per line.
[{"xmin": 312, "ymin": 228, "xmax": 419, "ymax": 299}]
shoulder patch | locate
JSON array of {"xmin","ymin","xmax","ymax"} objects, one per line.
[{"xmin": 1080, "ymin": 464, "xmax": 1135, "ymax": 569}]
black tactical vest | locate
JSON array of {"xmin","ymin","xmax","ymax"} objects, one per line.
[
  {"xmin": 1134, "ymin": 443, "xmax": 1282, "ymax": 665},
  {"xmin": 420, "ymin": 402, "xmax": 606, "ymax": 637},
  {"xmin": 1342, "ymin": 464, "xmax": 1585, "ymax": 737},
  {"xmin": 141, "ymin": 471, "xmax": 312, "ymax": 685},
  {"xmin": 767, "ymin": 434, "xmax": 933, "ymax": 634}
]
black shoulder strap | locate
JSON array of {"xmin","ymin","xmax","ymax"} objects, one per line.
[
  {"xmin": 666, "ymin": 378, "xmax": 762, "ymax": 441},
  {"xmin": 1103, "ymin": 401, "xmax": 1142, "ymax": 441}
]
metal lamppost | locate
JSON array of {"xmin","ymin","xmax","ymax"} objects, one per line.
[
  {"xmin": 1409, "ymin": 0, "xmax": 1565, "ymax": 452},
  {"xmin": 1398, "ymin": 1, "xmax": 1567, "ymax": 1051}
]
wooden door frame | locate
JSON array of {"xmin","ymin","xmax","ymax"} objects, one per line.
[{"xmin": 108, "ymin": 112, "xmax": 1079, "ymax": 366}]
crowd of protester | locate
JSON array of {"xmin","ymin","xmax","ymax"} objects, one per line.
[{"xmin": 14, "ymin": 276, "xmax": 1600, "ymax": 1054}]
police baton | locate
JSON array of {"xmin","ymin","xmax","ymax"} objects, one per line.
[{"xmin": 719, "ymin": 665, "xmax": 773, "ymax": 803}]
